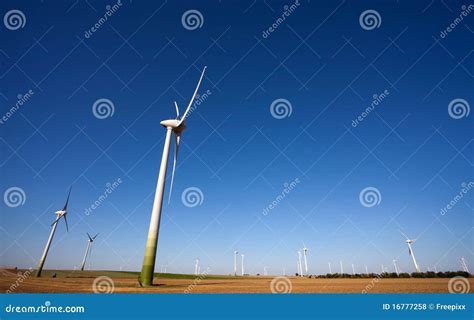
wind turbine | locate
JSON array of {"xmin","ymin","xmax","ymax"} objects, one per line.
[
  {"xmin": 399, "ymin": 230, "xmax": 421, "ymax": 272},
  {"xmin": 138, "ymin": 67, "xmax": 207, "ymax": 286},
  {"xmin": 263, "ymin": 266, "xmax": 268, "ymax": 276},
  {"xmin": 194, "ymin": 258, "xmax": 200, "ymax": 275},
  {"xmin": 392, "ymin": 259, "xmax": 399, "ymax": 276},
  {"xmin": 80, "ymin": 233, "xmax": 98, "ymax": 271},
  {"xmin": 328, "ymin": 262, "xmax": 332, "ymax": 274},
  {"xmin": 302, "ymin": 242, "xmax": 309, "ymax": 276},
  {"xmin": 297, "ymin": 251, "xmax": 303, "ymax": 276},
  {"xmin": 461, "ymin": 257, "xmax": 469, "ymax": 273},
  {"xmin": 340, "ymin": 261, "xmax": 344, "ymax": 274},
  {"xmin": 35, "ymin": 188, "xmax": 71, "ymax": 277},
  {"xmin": 233, "ymin": 251, "xmax": 239, "ymax": 276},
  {"xmin": 351, "ymin": 263, "xmax": 355, "ymax": 275},
  {"xmin": 365, "ymin": 265, "xmax": 369, "ymax": 275},
  {"xmin": 241, "ymin": 254, "xmax": 245, "ymax": 276}
]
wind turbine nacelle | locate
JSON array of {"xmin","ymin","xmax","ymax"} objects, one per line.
[
  {"xmin": 160, "ymin": 119, "xmax": 181, "ymax": 128},
  {"xmin": 55, "ymin": 210, "xmax": 66, "ymax": 215}
]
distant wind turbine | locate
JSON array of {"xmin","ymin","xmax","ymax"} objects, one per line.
[
  {"xmin": 399, "ymin": 230, "xmax": 421, "ymax": 272},
  {"xmin": 80, "ymin": 233, "xmax": 98, "ymax": 271},
  {"xmin": 340, "ymin": 261, "xmax": 344, "ymax": 274},
  {"xmin": 297, "ymin": 251, "xmax": 303, "ymax": 276},
  {"xmin": 138, "ymin": 67, "xmax": 207, "ymax": 286},
  {"xmin": 233, "ymin": 251, "xmax": 239, "ymax": 276},
  {"xmin": 328, "ymin": 262, "xmax": 332, "ymax": 274},
  {"xmin": 392, "ymin": 259, "xmax": 399, "ymax": 276},
  {"xmin": 461, "ymin": 257, "xmax": 469, "ymax": 273},
  {"xmin": 194, "ymin": 258, "xmax": 200, "ymax": 275},
  {"xmin": 241, "ymin": 254, "xmax": 245, "ymax": 276},
  {"xmin": 35, "ymin": 188, "xmax": 71, "ymax": 277},
  {"xmin": 302, "ymin": 242, "xmax": 309, "ymax": 276}
]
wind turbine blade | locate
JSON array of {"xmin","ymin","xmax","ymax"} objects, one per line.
[
  {"xmin": 87, "ymin": 232, "xmax": 92, "ymax": 241},
  {"xmin": 174, "ymin": 101, "xmax": 180, "ymax": 118},
  {"xmin": 51, "ymin": 217, "xmax": 60, "ymax": 226},
  {"xmin": 63, "ymin": 215, "xmax": 69, "ymax": 232},
  {"xmin": 399, "ymin": 230, "xmax": 410, "ymax": 240},
  {"xmin": 93, "ymin": 233, "xmax": 99, "ymax": 240},
  {"xmin": 178, "ymin": 66, "xmax": 207, "ymax": 125},
  {"xmin": 168, "ymin": 133, "xmax": 180, "ymax": 204},
  {"xmin": 63, "ymin": 187, "xmax": 72, "ymax": 211}
]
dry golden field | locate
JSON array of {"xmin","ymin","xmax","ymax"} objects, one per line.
[{"xmin": 1, "ymin": 270, "xmax": 473, "ymax": 293}]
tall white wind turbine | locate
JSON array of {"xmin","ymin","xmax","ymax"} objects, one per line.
[
  {"xmin": 351, "ymin": 263, "xmax": 355, "ymax": 275},
  {"xmin": 35, "ymin": 188, "xmax": 71, "ymax": 277},
  {"xmin": 194, "ymin": 258, "xmax": 200, "ymax": 275},
  {"xmin": 328, "ymin": 262, "xmax": 332, "ymax": 274},
  {"xmin": 302, "ymin": 242, "xmax": 309, "ymax": 276},
  {"xmin": 340, "ymin": 261, "xmax": 344, "ymax": 274},
  {"xmin": 241, "ymin": 254, "xmax": 245, "ymax": 276},
  {"xmin": 297, "ymin": 251, "xmax": 303, "ymax": 276},
  {"xmin": 80, "ymin": 233, "xmax": 98, "ymax": 271},
  {"xmin": 461, "ymin": 257, "xmax": 469, "ymax": 273},
  {"xmin": 138, "ymin": 67, "xmax": 207, "ymax": 286},
  {"xmin": 392, "ymin": 259, "xmax": 399, "ymax": 276},
  {"xmin": 400, "ymin": 230, "xmax": 421, "ymax": 273},
  {"xmin": 233, "ymin": 250, "xmax": 239, "ymax": 276}
]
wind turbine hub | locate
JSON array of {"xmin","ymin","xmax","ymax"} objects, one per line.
[{"xmin": 160, "ymin": 119, "xmax": 181, "ymax": 128}]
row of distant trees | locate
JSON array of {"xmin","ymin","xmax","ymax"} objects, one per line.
[{"xmin": 296, "ymin": 271, "xmax": 471, "ymax": 278}]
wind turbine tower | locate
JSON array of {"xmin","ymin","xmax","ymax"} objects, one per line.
[
  {"xmin": 138, "ymin": 67, "xmax": 207, "ymax": 286},
  {"xmin": 35, "ymin": 188, "xmax": 71, "ymax": 277},
  {"xmin": 233, "ymin": 251, "xmax": 239, "ymax": 276},
  {"xmin": 80, "ymin": 233, "xmax": 98, "ymax": 271},
  {"xmin": 392, "ymin": 259, "xmax": 399, "ymax": 276},
  {"xmin": 302, "ymin": 242, "xmax": 309, "ymax": 276},
  {"xmin": 400, "ymin": 230, "xmax": 421, "ymax": 272}
]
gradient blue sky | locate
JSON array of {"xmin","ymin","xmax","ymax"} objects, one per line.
[{"xmin": 1, "ymin": 0, "xmax": 473, "ymax": 275}]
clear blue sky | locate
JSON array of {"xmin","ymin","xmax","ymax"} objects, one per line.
[{"xmin": 1, "ymin": 0, "xmax": 473, "ymax": 275}]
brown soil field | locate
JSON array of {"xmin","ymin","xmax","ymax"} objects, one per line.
[{"xmin": 1, "ymin": 270, "xmax": 473, "ymax": 293}]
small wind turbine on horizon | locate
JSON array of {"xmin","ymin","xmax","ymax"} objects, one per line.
[
  {"xmin": 302, "ymin": 242, "xmax": 309, "ymax": 276},
  {"xmin": 392, "ymin": 259, "xmax": 399, "ymax": 276},
  {"xmin": 80, "ymin": 233, "xmax": 98, "ymax": 271},
  {"xmin": 35, "ymin": 188, "xmax": 71, "ymax": 277},
  {"xmin": 400, "ymin": 230, "xmax": 421, "ymax": 272},
  {"xmin": 340, "ymin": 261, "xmax": 344, "ymax": 274},
  {"xmin": 461, "ymin": 257, "xmax": 469, "ymax": 273},
  {"xmin": 138, "ymin": 67, "xmax": 207, "ymax": 286},
  {"xmin": 233, "ymin": 251, "xmax": 239, "ymax": 276},
  {"xmin": 328, "ymin": 262, "xmax": 332, "ymax": 274},
  {"xmin": 194, "ymin": 258, "xmax": 200, "ymax": 275},
  {"xmin": 241, "ymin": 254, "xmax": 245, "ymax": 276},
  {"xmin": 351, "ymin": 263, "xmax": 355, "ymax": 275},
  {"xmin": 297, "ymin": 251, "xmax": 303, "ymax": 276}
]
